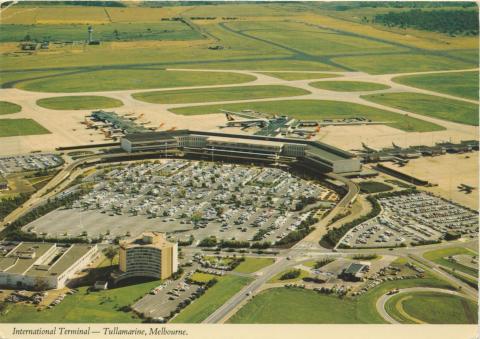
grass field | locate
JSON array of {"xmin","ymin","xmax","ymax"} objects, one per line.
[
  {"xmin": 310, "ymin": 81, "xmax": 390, "ymax": 92},
  {"xmin": 0, "ymin": 101, "xmax": 21, "ymax": 115},
  {"xmin": 385, "ymin": 179, "xmax": 415, "ymax": 189},
  {"xmin": 362, "ymin": 92, "xmax": 479, "ymax": 126},
  {"xmin": 0, "ymin": 280, "xmax": 161, "ymax": 323},
  {"xmin": 334, "ymin": 273, "xmax": 453, "ymax": 324},
  {"xmin": 36, "ymin": 96, "xmax": 123, "ymax": 110},
  {"xmin": 0, "ymin": 3, "xmax": 477, "ymax": 75},
  {"xmin": 0, "ymin": 119, "xmax": 50, "ymax": 137},
  {"xmin": 0, "ymin": 22, "xmax": 202, "ymax": 43},
  {"xmin": 359, "ymin": 181, "xmax": 393, "ymax": 194},
  {"xmin": 300, "ymin": 11, "xmax": 478, "ymax": 51},
  {"xmin": 233, "ymin": 257, "xmax": 275, "ymax": 274},
  {"xmin": 261, "ymin": 72, "xmax": 341, "ymax": 81},
  {"xmin": 423, "ymin": 247, "xmax": 478, "ymax": 277},
  {"xmin": 332, "ymin": 54, "xmax": 476, "ymax": 74},
  {"xmin": 133, "ymin": 85, "xmax": 309, "ymax": 104},
  {"xmin": 17, "ymin": 69, "xmax": 256, "ymax": 92},
  {"xmin": 229, "ymin": 271, "xmax": 457, "ymax": 324},
  {"xmin": 171, "ymin": 275, "xmax": 252, "ymax": 323},
  {"xmin": 189, "ymin": 272, "xmax": 217, "ymax": 284},
  {"xmin": 176, "ymin": 59, "xmax": 340, "ymax": 71},
  {"xmin": 170, "ymin": 99, "xmax": 444, "ymax": 132},
  {"xmin": 228, "ymin": 288, "xmax": 361, "ymax": 324},
  {"xmin": 440, "ymin": 267, "xmax": 478, "ymax": 290},
  {"xmin": 392, "ymin": 71, "xmax": 479, "ymax": 101},
  {"xmin": 268, "ymin": 269, "xmax": 311, "ymax": 283},
  {"xmin": 385, "ymin": 292, "xmax": 477, "ymax": 324},
  {"xmin": 1, "ymin": 70, "xmax": 67, "ymax": 87},
  {"xmin": 228, "ymin": 20, "xmax": 405, "ymax": 57}
]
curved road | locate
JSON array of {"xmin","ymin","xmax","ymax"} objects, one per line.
[{"xmin": 376, "ymin": 287, "xmax": 476, "ymax": 324}]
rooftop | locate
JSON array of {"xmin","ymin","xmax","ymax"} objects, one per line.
[
  {"xmin": 2, "ymin": 243, "xmax": 54, "ymax": 275},
  {"xmin": 0, "ymin": 242, "xmax": 95, "ymax": 277},
  {"xmin": 343, "ymin": 263, "xmax": 366, "ymax": 275},
  {"xmin": 206, "ymin": 135, "xmax": 282, "ymax": 148},
  {"xmin": 123, "ymin": 130, "xmax": 355, "ymax": 160},
  {"xmin": 120, "ymin": 231, "xmax": 175, "ymax": 250},
  {"xmin": 124, "ymin": 130, "xmax": 189, "ymax": 143},
  {"xmin": 27, "ymin": 244, "xmax": 96, "ymax": 277}
]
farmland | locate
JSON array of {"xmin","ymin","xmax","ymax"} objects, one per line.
[
  {"xmin": 170, "ymin": 99, "xmax": 445, "ymax": 132},
  {"xmin": 0, "ymin": 101, "xmax": 21, "ymax": 115},
  {"xmin": 132, "ymin": 85, "xmax": 309, "ymax": 104},
  {"xmin": 0, "ymin": 3, "xmax": 476, "ymax": 75},
  {"xmin": 362, "ymin": 93, "xmax": 479, "ymax": 126},
  {"xmin": 16, "ymin": 69, "xmax": 256, "ymax": 92},
  {"xmin": 310, "ymin": 81, "xmax": 390, "ymax": 92},
  {"xmin": 0, "ymin": 119, "xmax": 50, "ymax": 137},
  {"xmin": 36, "ymin": 96, "xmax": 123, "ymax": 110},
  {"xmin": 393, "ymin": 71, "xmax": 479, "ymax": 100}
]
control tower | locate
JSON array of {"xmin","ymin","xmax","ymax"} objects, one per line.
[{"xmin": 87, "ymin": 25, "xmax": 93, "ymax": 44}]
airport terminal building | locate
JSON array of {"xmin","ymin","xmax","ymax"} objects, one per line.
[
  {"xmin": 0, "ymin": 242, "xmax": 98, "ymax": 290},
  {"xmin": 120, "ymin": 130, "xmax": 361, "ymax": 174}
]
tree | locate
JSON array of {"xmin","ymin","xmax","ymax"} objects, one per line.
[
  {"xmin": 103, "ymin": 246, "xmax": 117, "ymax": 266},
  {"xmin": 191, "ymin": 211, "xmax": 203, "ymax": 223}
]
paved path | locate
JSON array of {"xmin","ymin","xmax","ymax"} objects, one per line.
[
  {"xmin": 202, "ymin": 257, "xmax": 288, "ymax": 323},
  {"xmin": 376, "ymin": 287, "xmax": 475, "ymax": 324},
  {"xmin": 1, "ymin": 67, "xmax": 478, "ymax": 155}
]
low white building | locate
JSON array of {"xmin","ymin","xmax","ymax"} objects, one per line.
[{"xmin": 0, "ymin": 242, "xmax": 98, "ymax": 290}]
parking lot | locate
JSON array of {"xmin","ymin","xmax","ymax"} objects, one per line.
[
  {"xmin": 0, "ymin": 153, "xmax": 63, "ymax": 175},
  {"xmin": 23, "ymin": 160, "xmax": 337, "ymax": 245},
  {"xmin": 340, "ymin": 191, "xmax": 478, "ymax": 248},
  {"xmin": 132, "ymin": 274, "xmax": 200, "ymax": 321}
]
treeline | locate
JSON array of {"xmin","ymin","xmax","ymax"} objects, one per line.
[
  {"xmin": 178, "ymin": 235, "xmax": 194, "ymax": 246},
  {"xmin": 275, "ymin": 214, "xmax": 318, "ymax": 247},
  {"xmin": 0, "ymin": 194, "xmax": 29, "ymax": 222},
  {"xmin": 198, "ymin": 236, "xmax": 251, "ymax": 249},
  {"xmin": 320, "ymin": 1, "xmax": 476, "ymax": 11},
  {"xmin": 320, "ymin": 195, "xmax": 381, "ymax": 249},
  {"xmin": 2, "ymin": 191, "xmax": 84, "ymax": 241},
  {"xmin": 141, "ymin": 1, "xmax": 223, "ymax": 7},
  {"xmin": 19, "ymin": 1, "xmax": 126, "ymax": 7},
  {"xmin": 374, "ymin": 9, "xmax": 479, "ymax": 35},
  {"xmin": 320, "ymin": 189, "xmax": 419, "ymax": 248},
  {"xmin": 198, "ymin": 236, "xmax": 271, "ymax": 250}
]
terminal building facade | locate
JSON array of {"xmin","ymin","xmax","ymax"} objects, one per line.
[
  {"xmin": 117, "ymin": 232, "xmax": 178, "ymax": 282},
  {"xmin": 0, "ymin": 242, "xmax": 98, "ymax": 290},
  {"xmin": 120, "ymin": 130, "xmax": 361, "ymax": 174}
]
